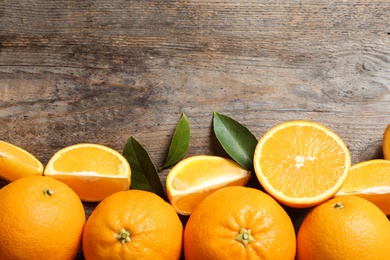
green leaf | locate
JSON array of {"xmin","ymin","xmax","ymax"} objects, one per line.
[
  {"xmin": 123, "ymin": 136, "xmax": 167, "ymax": 201},
  {"xmin": 161, "ymin": 113, "xmax": 190, "ymax": 169},
  {"xmin": 213, "ymin": 112, "xmax": 258, "ymax": 170}
]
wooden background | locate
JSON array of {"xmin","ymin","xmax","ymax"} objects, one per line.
[{"xmin": 1, "ymin": 0, "xmax": 390, "ymax": 258}]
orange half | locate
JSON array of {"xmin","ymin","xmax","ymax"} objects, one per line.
[
  {"xmin": 382, "ymin": 124, "xmax": 390, "ymax": 160},
  {"xmin": 0, "ymin": 140, "xmax": 44, "ymax": 182},
  {"xmin": 336, "ymin": 159, "xmax": 390, "ymax": 215},
  {"xmin": 44, "ymin": 143, "xmax": 131, "ymax": 202},
  {"xmin": 166, "ymin": 155, "xmax": 251, "ymax": 215},
  {"xmin": 253, "ymin": 120, "xmax": 351, "ymax": 208}
]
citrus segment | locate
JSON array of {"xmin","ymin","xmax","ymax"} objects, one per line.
[
  {"xmin": 382, "ymin": 124, "xmax": 390, "ymax": 159},
  {"xmin": 296, "ymin": 195, "xmax": 390, "ymax": 260},
  {"xmin": 184, "ymin": 186, "xmax": 296, "ymax": 260},
  {"xmin": 82, "ymin": 190, "xmax": 183, "ymax": 260},
  {"xmin": 0, "ymin": 175, "xmax": 86, "ymax": 260},
  {"xmin": 0, "ymin": 140, "xmax": 44, "ymax": 182},
  {"xmin": 336, "ymin": 159, "xmax": 390, "ymax": 215},
  {"xmin": 44, "ymin": 143, "xmax": 131, "ymax": 202},
  {"xmin": 253, "ymin": 120, "xmax": 351, "ymax": 208},
  {"xmin": 166, "ymin": 155, "xmax": 251, "ymax": 215}
]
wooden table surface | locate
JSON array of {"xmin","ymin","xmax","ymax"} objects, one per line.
[{"xmin": 1, "ymin": 0, "xmax": 390, "ymax": 258}]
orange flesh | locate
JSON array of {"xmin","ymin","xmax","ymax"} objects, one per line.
[
  {"xmin": 44, "ymin": 144, "xmax": 131, "ymax": 202},
  {"xmin": 52, "ymin": 146, "xmax": 126, "ymax": 176},
  {"xmin": 166, "ymin": 155, "xmax": 251, "ymax": 215},
  {"xmin": 171, "ymin": 158, "xmax": 248, "ymax": 191},
  {"xmin": 340, "ymin": 160, "xmax": 390, "ymax": 191},
  {"xmin": 172, "ymin": 177, "xmax": 250, "ymax": 214},
  {"xmin": 337, "ymin": 160, "xmax": 390, "ymax": 215},
  {"xmin": 50, "ymin": 174, "xmax": 129, "ymax": 202},
  {"xmin": 0, "ymin": 141, "xmax": 43, "ymax": 181}
]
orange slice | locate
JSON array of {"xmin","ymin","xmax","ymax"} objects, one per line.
[
  {"xmin": 253, "ymin": 120, "xmax": 351, "ymax": 208},
  {"xmin": 0, "ymin": 140, "xmax": 44, "ymax": 182},
  {"xmin": 44, "ymin": 143, "xmax": 131, "ymax": 202},
  {"xmin": 336, "ymin": 159, "xmax": 390, "ymax": 215},
  {"xmin": 382, "ymin": 124, "xmax": 390, "ymax": 159},
  {"xmin": 166, "ymin": 155, "xmax": 251, "ymax": 215}
]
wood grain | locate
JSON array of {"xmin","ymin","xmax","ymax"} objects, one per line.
[{"xmin": 1, "ymin": 0, "xmax": 390, "ymax": 258}]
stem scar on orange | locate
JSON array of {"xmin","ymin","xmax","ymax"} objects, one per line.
[{"xmin": 253, "ymin": 120, "xmax": 351, "ymax": 208}]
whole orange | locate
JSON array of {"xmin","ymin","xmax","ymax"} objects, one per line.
[
  {"xmin": 296, "ymin": 195, "xmax": 390, "ymax": 260},
  {"xmin": 0, "ymin": 175, "xmax": 86, "ymax": 259},
  {"xmin": 82, "ymin": 189, "xmax": 183, "ymax": 260},
  {"xmin": 183, "ymin": 186, "xmax": 296, "ymax": 260}
]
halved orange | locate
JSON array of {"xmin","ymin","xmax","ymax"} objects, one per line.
[
  {"xmin": 253, "ymin": 120, "xmax": 351, "ymax": 208},
  {"xmin": 336, "ymin": 159, "xmax": 390, "ymax": 215},
  {"xmin": 0, "ymin": 140, "xmax": 44, "ymax": 182},
  {"xmin": 382, "ymin": 124, "xmax": 390, "ymax": 159},
  {"xmin": 44, "ymin": 143, "xmax": 131, "ymax": 202},
  {"xmin": 166, "ymin": 155, "xmax": 251, "ymax": 215}
]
